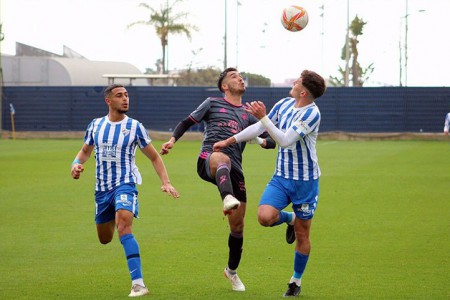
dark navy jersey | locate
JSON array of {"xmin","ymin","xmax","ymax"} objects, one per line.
[{"xmin": 190, "ymin": 97, "xmax": 259, "ymax": 169}]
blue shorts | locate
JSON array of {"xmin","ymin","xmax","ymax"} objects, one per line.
[
  {"xmin": 259, "ymin": 176, "xmax": 319, "ymax": 220},
  {"xmin": 94, "ymin": 183, "xmax": 139, "ymax": 224}
]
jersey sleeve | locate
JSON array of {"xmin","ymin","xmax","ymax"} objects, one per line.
[
  {"xmin": 190, "ymin": 98, "xmax": 212, "ymax": 122},
  {"xmin": 136, "ymin": 122, "xmax": 152, "ymax": 148},
  {"xmin": 292, "ymin": 107, "xmax": 321, "ymax": 137},
  {"xmin": 267, "ymin": 98, "xmax": 289, "ymax": 126},
  {"xmin": 234, "ymin": 121, "xmax": 266, "ymax": 143},
  {"xmin": 83, "ymin": 119, "xmax": 96, "ymax": 146},
  {"xmin": 444, "ymin": 113, "xmax": 450, "ymax": 131}
]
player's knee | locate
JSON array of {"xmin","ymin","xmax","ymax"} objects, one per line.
[
  {"xmin": 257, "ymin": 215, "xmax": 272, "ymax": 227},
  {"xmin": 295, "ymin": 232, "xmax": 310, "ymax": 247},
  {"xmin": 98, "ymin": 235, "xmax": 113, "ymax": 244},
  {"xmin": 116, "ymin": 222, "xmax": 132, "ymax": 236},
  {"xmin": 212, "ymin": 152, "xmax": 231, "ymax": 166},
  {"xmin": 229, "ymin": 219, "xmax": 244, "ymax": 232},
  {"xmin": 257, "ymin": 210, "xmax": 276, "ymax": 227}
]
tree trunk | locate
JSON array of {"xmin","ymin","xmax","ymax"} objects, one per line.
[{"xmin": 351, "ymin": 38, "xmax": 361, "ymax": 87}]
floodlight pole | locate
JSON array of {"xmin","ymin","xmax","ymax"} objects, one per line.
[
  {"xmin": 404, "ymin": 0, "xmax": 409, "ymax": 86},
  {"xmin": 399, "ymin": 20, "xmax": 403, "ymax": 87},
  {"xmin": 402, "ymin": 0, "xmax": 425, "ymax": 87},
  {"xmin": 236, "ymin": 0, "xmax": 241, "ymax": 69},
  {"xmin": 224, "ymin": 0, "xmax": 228, "ymax": 69}
]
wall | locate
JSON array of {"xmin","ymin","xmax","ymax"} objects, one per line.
[{"xmin": 2, "ymin": 86, "xmax": 449, "ymax": 133}]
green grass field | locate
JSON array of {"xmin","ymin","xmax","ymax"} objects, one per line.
[{"xmin": 0, "ymin": 139, "xmax": 449, "ymax": 299}]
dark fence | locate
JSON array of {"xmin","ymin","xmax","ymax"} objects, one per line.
[{"xmin": 2, "ymin": 86, "xmax": 449, "ymax": 133}]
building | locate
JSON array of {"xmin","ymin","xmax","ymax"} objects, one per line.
[{"xmin": 2, "ymin": 42, "xmax": 153, "ymax": 86}]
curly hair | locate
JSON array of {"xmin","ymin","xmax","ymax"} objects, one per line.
[{"xmin": 301, "ymin": 70, "xmax": 326, "ymax": 99}]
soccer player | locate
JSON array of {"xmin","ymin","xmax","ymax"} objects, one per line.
[
  {"xmin": 70, "ymin": 84, "xmax": 180, "ymax": 297},
  {"xmin": 444, "ymin": 112, "xmax": 450, "ymax": 135},
  {"xmin": 160, "ymin": 67, "xmax": 275, "ymax": 292},
  {"xmin": 213, "ymin": 70, "xmax": 327, "ymax": 297}
]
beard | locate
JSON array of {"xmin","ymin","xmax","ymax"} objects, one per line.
[
  {"xmin": 118, "ymin": 108, "xmax": 128, "ymax": 114},
  {"xmin": 229, "ymin": 85, "xmax": 245, "ymax": 96}
]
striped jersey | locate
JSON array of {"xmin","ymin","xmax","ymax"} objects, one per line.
[
  {"xmin": 84, "ymin": 115, "xmax": 152, "ymax": 191},
  {"xmin": 444, "ymin": 112, "xmax": 450, "ymax": 132},
  {"xmin": 190, "ymin": 97, "xmax": 259, "ymax": 170},
  {"xmin": 268, "ymin": 97, "xmax": 321, "ymax": 181}
]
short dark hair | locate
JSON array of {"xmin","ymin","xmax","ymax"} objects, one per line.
[
  {"xmin": 103, "ymin": 84, "xmax": 125, "ymax": 98},
  {"xmin": 217, "ymin": 67, "xmax": 237, "ymax": 92},
  {"xmin": 301, "ymin": 70, "xmax": 326, "ymax": 99}
]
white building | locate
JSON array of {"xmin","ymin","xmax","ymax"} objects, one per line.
[{"xmin": 2, "ymin": 42, "xmax": 151, "ymax": 86}]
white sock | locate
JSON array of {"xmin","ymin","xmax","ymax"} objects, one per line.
[
  {"xmin": 132, "ymin": 278, "xmax": 145, "ymax": 287},
  {"xmin": 289, "ymin": 277, "xmax": 301, "ymax": 286},
  {"xmin": 289, "ymin": 212, "xmax": 296, "ymax": 225}
]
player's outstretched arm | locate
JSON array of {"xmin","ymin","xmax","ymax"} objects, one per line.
[
  {"xmin": 161, "ymin": 116, "xmax": 196, "ymax": 155},
  {"xmin": 71, "ymin": 144, "xmax": 93, "ymax": 180},
  {"xmin": 142, "ymin": 144, "xmax": 180, "ymax": 198},
  {"xmin": 245, "ymin": 101, "xmax": 306, "ymax": 147},
  {"xmin": 213, "ymin": 136, "xmax": 237, "ymax": 152},
  {"xmin": 161, "ymin": 137, "xmax": 176, "ymax": 155}
]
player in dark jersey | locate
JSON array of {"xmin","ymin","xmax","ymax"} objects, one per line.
[{"xmin": 160, "ymin": 67, "xmax": 275, "ymax": 292}]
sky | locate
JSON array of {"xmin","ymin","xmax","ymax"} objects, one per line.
[{"xmin": 1, "ymin": 0, "xmax": 449, "ymax": 87}]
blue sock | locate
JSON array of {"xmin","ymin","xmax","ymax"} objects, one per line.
[
  {"xmin": 272, "ymin": 211, "xmax": 292, "ymax": 226},
  {"xmin": 293, "ymin": 250, "xmax": 309, "ymax": 279},
  {"xmin": 120, "ymin": 234, "xmax": 143, "ymax": 281}
]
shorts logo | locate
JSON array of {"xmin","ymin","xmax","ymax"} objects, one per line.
[
  {"xmin": 297, "ymin": 203, "xmax": 314, "ymax": 217},
  {"xmin": 117, "ymin": 194, "xmax": 131, "ymax": 207}
]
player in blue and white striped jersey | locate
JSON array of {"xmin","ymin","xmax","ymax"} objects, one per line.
[
  {"xmin": 214, "ymin": 70, "xmax": 326, "ymax": 297},
  {"xmin": 444, "ymin": 112, "xmax": 450, "ymax": 135},
  {"xmin": 71, "ymin": 84, "xmax": 179, "ymax": 297}
]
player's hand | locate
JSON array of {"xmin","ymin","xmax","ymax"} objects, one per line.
[
  {"xmin": 213, "ymin": 140, "xmax": 228, "ymax": 152},
  {"xmin": 161, "ymin": 183, "xmax": 180, "ymax": 198},
  {"xmin": 160, "ymin": 141, "xmax": 174, "ymax": 155},
  {"xmin": 244, "ymin": 101, "xmax": 267, "ymax": 120},
  {"xmin": 71, "ymin": 164, "xmax": 84, "ymax": 179}
]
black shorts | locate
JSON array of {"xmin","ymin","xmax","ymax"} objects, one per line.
[{"xmin": 197, "ymin": 152, "xmax": 247, "ymax": 203}]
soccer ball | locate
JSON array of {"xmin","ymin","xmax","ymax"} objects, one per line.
[{"xmin": 281, "ymin": 5, "xmax": 308, "ymax": 32}]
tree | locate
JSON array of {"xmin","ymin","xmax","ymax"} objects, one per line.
[
  {"xmin": 128, "ymin": 0, "xmax": 197, "ymax": 74},
  {"xmin": 329, "ymin": 15, "xmax": 374, "ymax": 87},
  {"xmin": 242, "ymin": 72, "xmax": 271, "ymax": 87},
  {"xmin": 175, "ymin": 68, "xmax": 271, "ymax": 87},
  {"xmin": 176, "ymin": 67, "xmax": 221, "ymax": 86}
]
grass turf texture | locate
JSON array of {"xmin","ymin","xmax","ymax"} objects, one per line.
[{"xmin": 0, "ymin": 139, "xmax": 449, "ymax": 299}]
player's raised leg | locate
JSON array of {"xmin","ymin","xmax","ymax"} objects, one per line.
[
  {"xmin": 224, "ymin": 203, "xmax": 246, "ymax": 291},
  {"xmin": 209, "ymin": 152, "xmax": 240, "ymax": 214},
  {"xmin": 258, "ymin": 177, "xmax": 295, "ymax": 243}
]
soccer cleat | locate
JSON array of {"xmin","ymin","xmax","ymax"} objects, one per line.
[
  {"xmin": 286, "ymin": 224, "xmax": 295, "ymax": 244},
  {"xmin": 128, "ymin": 284, "xmax": 149, "ymax": 297},
  {"xmin": 286, "ymin": 213, "xmax": 296, "ymax": 244},
  {"xmin": 283, "ymin": 282, "xmax": 301, "ymax": 297},
  {"xmin": 224, "ymin": 268, "xmax": 245, "ymax": 291},
  {"xmin": 223, "ymin": 195, "xmax": 240, "ymax": 215}
]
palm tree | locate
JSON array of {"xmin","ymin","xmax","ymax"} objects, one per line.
[
  {"xmin": 329, "ymin": 15, "xmax": 374, "ymax": 87},
  {"xmin": 128, "ymin": 0, "xmax": 197, "ymax": 74}
]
